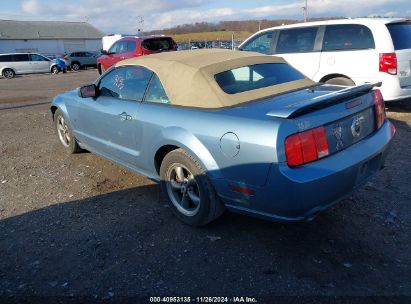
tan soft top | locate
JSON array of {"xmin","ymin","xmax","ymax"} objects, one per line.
[{"xmin": 116, "ymin": 49, "xmax": 314, "ymax": 108}]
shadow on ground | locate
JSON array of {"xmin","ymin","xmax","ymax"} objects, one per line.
[{"xmin": 0, "ymin": 181, "xmax": 409, "ymax": 299}]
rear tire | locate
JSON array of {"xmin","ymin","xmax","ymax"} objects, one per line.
[
  {"xmin": 71, "ymin": 62, "xmax": 80, "ymax": 71},
  {"xmin": 2, "ymin": 68, "xmax": 15, "ymax": 79},
  {"xmin": 54, "ymin": 109, "xmax": 81, "ymax": 154},
  {"xmin": 160, "ymin": 149, "xmax": 225, "ymax": 226},
  {"xmin": 325, "ymin": 77, "xmax": 355, "ymax": 86}
]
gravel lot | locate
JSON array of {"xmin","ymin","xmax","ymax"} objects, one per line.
[{"xmin": 0, "ymin": 70, "xmax": 410, "ymax": 302}]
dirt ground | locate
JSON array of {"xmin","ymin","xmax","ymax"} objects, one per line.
[{"xmin": 0, "ymin": 70, "xmax": 410, "ymax": 302}]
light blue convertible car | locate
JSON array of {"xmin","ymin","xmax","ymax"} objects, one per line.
[{"xmin": 51, "ymin": 49, "xmax": 395, "ymax": 226}]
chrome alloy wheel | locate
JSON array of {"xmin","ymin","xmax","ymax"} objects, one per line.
[
  {"xmin": 166, "ymin": 164, "xmax": 201, "ymax": 216},
  {"xmin": 56, "ymin": 115, "xmax": 71, "ymax": 147}
]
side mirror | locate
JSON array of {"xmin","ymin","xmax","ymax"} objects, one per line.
[
  {"xmin": 79, "ymin": 84, "xmax": 97, "ymax": 98},
  {"xmin": 100, "ymin": 49, "xmax": 108, "ymax": 55}
]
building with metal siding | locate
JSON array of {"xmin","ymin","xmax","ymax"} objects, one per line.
[{"xmin": 0, "ymin": 20, "xmax": 104, "ymax": 55}]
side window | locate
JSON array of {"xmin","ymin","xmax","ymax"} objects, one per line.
[
  {"xmin": 241, "ymin": 31, "xmax": 274, "ymax": 55},
  {"xmin": 127, "ymin": 40, "xmax": 136, "ymax": 52},
  {"xmin": 117, "ymin": 41, "xmax": 128, "ymax": 54},
  {"xmin": 0, "ymin": 55, "xmax": 13, "ymax": 62},
  {"xmin": 98, "ymin": 66, "xmax": 153, "ymax": 101},
  {"xmin": 322, "ymin": 24, "xmax": 375, "ymax": 51},
  {"xmin": 276, "ymin": 27, "xmax": 319, "ymax": 54},
  {"xmin": 108, "ymin": 42, "xmax": 119, "ymax": 53},
  {"xmin": 144, "ymin": 74, "xmax": 169, "ymax": 104},
  {"xmin": 30, "ymin": 54, "xmax": 48, "ymax": 61},
  {"xmin": 13, "ymin": 54, "xmax": 30, "ymax": 62}
]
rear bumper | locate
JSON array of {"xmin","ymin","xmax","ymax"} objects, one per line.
[
  {"xmin": 211, "ymin": 120, "xmax": 395, "ymax": 222},
  {"xmin": 379, "ymin": 75, "xmax": 411, "ymax": 101}
]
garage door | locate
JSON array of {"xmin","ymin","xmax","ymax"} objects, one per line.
[{"xmin": 64, "ymin": 41, "xmax": 86, "ymax": 53}]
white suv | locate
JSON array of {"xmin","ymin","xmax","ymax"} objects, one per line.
[{"xmin": 239, "ymin": 18, "xmax": 411, "ymax": 102}]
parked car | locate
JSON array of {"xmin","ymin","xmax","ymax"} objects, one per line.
[
  {"xmin": 0, "ymin": 52, "xmax": 59, "ymax": 78},
  {"xmin": 97, "ymin": 35, "xmax": 177, "ymax": 74},
  {"xmin": 239, "ymin": 18, "xmax": 411, "ymax": 102},
  {"xmin": 51, "ymin": 49, "xmax": 395, "ymax": 226},
  {"xmin": 68, "ymin": 51, "xmax": 99, "ymax": 71}
]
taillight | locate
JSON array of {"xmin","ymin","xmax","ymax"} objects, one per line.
[
  {"xmin": 379, "ymin": 53, "xmax": 397, "ymax": 75},
  {"xmin": 285, "ymin": 126, "xmax": 329, "ymax": 167},
  {"xmin": 373, "ymin": 89, "xmax": 385, "ymax": 129}
]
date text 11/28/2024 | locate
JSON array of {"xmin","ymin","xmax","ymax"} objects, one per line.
[{"xmin": 149, "ymin": 296, "xmax": 258, "ymax": 303}]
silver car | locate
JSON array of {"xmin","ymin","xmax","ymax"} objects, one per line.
[{"xmin": 0, "ymin": 53, "xmax": 58, "ymax": 78}]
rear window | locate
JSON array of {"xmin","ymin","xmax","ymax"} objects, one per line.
[
  {"xmin": 142, "ymin": 38, "xmax": 175, "ymax": 51},
  {"xmin": 387, "ymin": 22, "xmax": 411, "ymax": 50},
  {"xmin": 214, "ymin": 63, "xmax": 305, "ymax": 94},
  {"xmin": 0, "ymin": 55, "xmax": 13, "ymax": 62},
  {"xmin": 322, "ymin": 24, "xmax": 375, "ymax": 51}
]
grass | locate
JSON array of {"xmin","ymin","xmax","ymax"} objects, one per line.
[{"xmin": 171, "ymin": 31, "xmax": 252, "ymax": 43}]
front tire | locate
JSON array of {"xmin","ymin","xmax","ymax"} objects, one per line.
[
  {"xmin": 160, "ymin": 149, "xmax": 224, "ymax": 226},
  {"xmin": 98, "ymin": 64, "xmax": 105, "ymax": 75},
  {"xmin": 51, "ymin": 66, "xmax": 59, "ymax": 75},
  {"xmin": 54, "ymin": 109, "xmax": 81, "ymax": 154}
]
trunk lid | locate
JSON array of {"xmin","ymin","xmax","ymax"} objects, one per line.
[
  {"xmin": 264, "ymin": 82, "xmax": 379, "ymax": 119},
  {"xmin": 231, "ymin": 82, "xmax": 382, "ymax": 163}
]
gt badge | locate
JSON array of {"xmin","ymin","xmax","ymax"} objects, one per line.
[
  {"xmin": 351, "ymin": 115, "xmax": 365, "ymax": 138},
  {"xmin": 332, "ymin": 123, "xmax": 344, "ymax": 150}
]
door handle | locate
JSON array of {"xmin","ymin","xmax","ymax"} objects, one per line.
[{"xmin": 119, "ymin": 112, "xmax": 132, "ymax": 121}]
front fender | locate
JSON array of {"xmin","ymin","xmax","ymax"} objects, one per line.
[
  {"xmin": 50, "ymin": 94, "xmax": 74, "ymax": 125},
  {"xmin": 153, "ymin": 126, "xmax": 223, "ymax": 179}
]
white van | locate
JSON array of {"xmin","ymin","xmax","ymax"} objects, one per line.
[
  {"xmin": 239, "ymin": 18, "xmax": 411, "ymax": 102},
  {"xmin": 0, "ymin": 53, "xmax": 58, "ymax": 79}
]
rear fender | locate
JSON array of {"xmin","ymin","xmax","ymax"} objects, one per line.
[{"xmin": 154, "ymin": 126, "xmax": 222, "ymax": 179}]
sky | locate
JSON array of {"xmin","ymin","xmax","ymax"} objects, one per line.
[{"xmin": 0, "ymin": 0, "xmax": 410, "ymax": 33}]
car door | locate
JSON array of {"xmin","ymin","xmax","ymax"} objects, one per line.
[
  {"xmin": 83, "ymin": 52, "xmax": 93, "ymax": 66},
  {"xmin": 11, "ymin": 54, "xmax": 31, "ymax": 74},
  {"xmin": 30, "ymin": 54, "xmax": 51, "ymax": 73},
  {"xmin": 274, "ymin": 26, "xmax": 322, "ymax": 80},
  {"xmin": 104, "ymin": 41, "xmax": 120, "ymax": 69},
  {"xmin": 318, "ymin": 24, "xmax": 378, "ymax": 84},
  {"xmin": 109, "ymin": 40, "xmax": 130, "ymax": 67},
  {"xmin": 70, "ymin": 66, "xmax": 153, "ymax": 166}
]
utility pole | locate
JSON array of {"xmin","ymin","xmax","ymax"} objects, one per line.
[
  {"xmin": 136, "ymin": 16, "xmax": 144, "ymax": 35},
  {"xmin": 258, "ymin": 20, "xmax": 262, "ymax": 31},
  {"xmin": 302, "ymin": 0, "xmax": 308, "ymax": 22}
]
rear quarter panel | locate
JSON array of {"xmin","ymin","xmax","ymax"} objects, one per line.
[{"xmin": 137, "ymin": 102, "xmax": 284, "ymax": 186}]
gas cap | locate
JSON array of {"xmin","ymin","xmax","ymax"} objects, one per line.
[{"xmin": 220, "ymin": 132, "xmax": 240, "ymax": 158}]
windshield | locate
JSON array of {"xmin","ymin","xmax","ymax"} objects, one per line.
[
  {"xmin": 214, "ymin": 63, "xmax": 305, "ymax": 94},
  {"xmin": 387, "ymin": 22, "xmax": 411, "ymax": 50}
]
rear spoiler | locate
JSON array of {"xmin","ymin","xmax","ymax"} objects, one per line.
[{"xmin": 266, "ymin": 82, "xmax": 382, "ymax": 119}]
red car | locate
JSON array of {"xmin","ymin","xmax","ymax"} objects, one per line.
[{"xmin": 97, "ymin": 36, "xmax": 177, "ymax": 74}]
